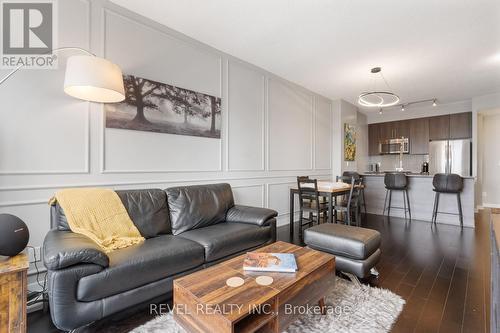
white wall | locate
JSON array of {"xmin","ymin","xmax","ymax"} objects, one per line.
[
  {"xmin": 472, "ymin": 92, "xmax": 500, "ymax": 208},
  {"xmin": 0, "ymin": 0, "xmax": 334, "ymax": 280},
  {"xmin": 356, "ymin": 112, "xmax": 369, "ymax": 173},
  {"xmin": 472, "ymin": 92, "xmax": 500, "ymax": 177},
  {"xmin": 478, "ymin": 111, "xmax": 500, "ymax": 208},
  {"xmin": 332, "ymin": 100, "xmax": 342, "ymax": 177},
  {"xmin": 476, "ymin": 113, "xmax": 485, "ymax": 207},
  {"xmin": 331, "ymin": 99, "xmax": 368, "ymax": 176}
]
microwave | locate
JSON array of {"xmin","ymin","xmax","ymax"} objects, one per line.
[{"xmin": 379, "ymin": 138, "xmax": 409, "ymax": 154}]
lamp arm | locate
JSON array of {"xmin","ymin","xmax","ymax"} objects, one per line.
[{"xmin": 0, "ymin": 47, "xmax": 95, "ymax": 85}]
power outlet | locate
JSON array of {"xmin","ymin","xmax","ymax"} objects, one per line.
[{"xmin": 27, "ymin": 246, "xmax": 41, "ymax": 263}]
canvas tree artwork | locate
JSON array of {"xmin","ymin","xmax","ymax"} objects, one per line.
[
  {"xmin": 344, "ymin": 123, "xmax": 356, "ymax": 161},
  {"xmin": 105, "ymin": 75, "xmax": 221, "ymax": 139}
]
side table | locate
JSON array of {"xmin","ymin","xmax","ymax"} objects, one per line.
[{"xmin": 0, "ymin": 253, "xmax": 29, "ymax": 333}]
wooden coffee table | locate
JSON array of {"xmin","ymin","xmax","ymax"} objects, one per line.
[{"xmin": 173, "ymin": 241, "xmax": 335, "ymax": 333}]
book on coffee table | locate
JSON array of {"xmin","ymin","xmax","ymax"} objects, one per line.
[{"xmin": 243, "ymin": 252, "xmax": 297, "ymax": 273}]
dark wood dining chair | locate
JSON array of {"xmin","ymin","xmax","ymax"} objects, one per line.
[
  {"xmin": 334, "ymin": 176, "xmax": 362, "ymax": 226},
  {"xmin": 297, "ymin": 176, "xmax": 329, "ymax": 241},
  {"xmin": 342, "ymin": 171, "xmax": 367, "ymax": 214}
]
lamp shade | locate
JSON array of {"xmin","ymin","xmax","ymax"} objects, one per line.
[{"xmin": 63, "ymin": 55, "xmax": 125, "ymax": 103}]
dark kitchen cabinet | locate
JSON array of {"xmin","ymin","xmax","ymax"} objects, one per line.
[
  {"xmin": 395, "ymin": 120, "xmax": 410, "ymax": 139},
  {"xmin": 378, "ymin": 122, "xmax": 395, "ymax": 140},
  {"xmin": 450, "ymin": 112, "xmax": 472, "ymax": 139},
  {"xmin": 367, "ymin": 112, "xmax": 471, "ymax": 156},
  {"xmin": 429, "ymin": 115, "xmax": 450, "ymax": 141},
  {"xmin": 410, "ymin": 117, "xmax": 429, "ymax": 154},
  {"xmin": 377, "ymin": 120, "xmax": 410, "ymax": 141},
  {"xmin": 368, "ymin": 124, "xmax": 380, "ymax": 155}
]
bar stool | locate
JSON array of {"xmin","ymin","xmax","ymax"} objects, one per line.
[
  {"xmin": 383, "ymin": 173, "xmax": 411, "ymax": 220},
  {"xmin": 431, "ymin": 173, "xmax": 464, "ymax": 228},
  {"xmin": 342, "ymin": 171, "xmax": 367, "ymax": 214}
]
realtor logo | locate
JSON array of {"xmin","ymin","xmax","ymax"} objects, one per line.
[{"xmin": 1, "ymin": 0, "xmax": 57, "ymax": 69}]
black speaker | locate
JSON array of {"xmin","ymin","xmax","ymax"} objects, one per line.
[{"xmin": 0, "ymin": 214, "xmax": 30, "ymax": 257}]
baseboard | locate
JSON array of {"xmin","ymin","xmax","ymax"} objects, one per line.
[
  {"xmin": 365, "ymin": 210, "xmax": 474, "ymax": 228},
  {"xmin": 483, "ymin": 203, "xmax": 500, "ymax": 208}
]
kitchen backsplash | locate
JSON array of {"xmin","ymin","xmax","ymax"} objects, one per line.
[{"xmin": 367, "ymin": 154, "xmax": 429, "ymax": 173}]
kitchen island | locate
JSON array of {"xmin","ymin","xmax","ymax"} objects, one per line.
[{"xmin": 361, "ymin": 173, "xmax": 475, "ymax": 228}]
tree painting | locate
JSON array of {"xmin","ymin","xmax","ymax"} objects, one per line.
[{"xmin": 105, "ymin": 74, "xmax": 221, "ymax": 139}]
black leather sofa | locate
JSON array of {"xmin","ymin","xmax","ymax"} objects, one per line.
[{"xmin": 43, "ymin": 183, "xmax": 277, "ymax": 331}]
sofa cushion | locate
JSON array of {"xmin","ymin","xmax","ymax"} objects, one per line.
[
  {"xmin": 178, "ymin": 222, "xmax": 272, "ymax": 262},
  {"xmin": 166, "ymin": 183, "xmax": 235, "ymax": 235},
  {"xmin": 76, "ymin": 235, "xmax": 204, "ymax": 301},
  {"xmin": 304, "ymin": 223, "xmax": 381, "ymax": 260},
  {"xmin": 116, "ymin": 189, "xmax": 170, "ymax": 238},
  {"xmin": 50, "ymin": 204, "xmax": 71, "ymax": 231},
  {"xmin": 50, "ymin": 189, "xmax": 170, "ymax": 237}
]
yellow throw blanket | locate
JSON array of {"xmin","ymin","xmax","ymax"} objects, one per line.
[{"xmin": 49, "ymin": 188, "xmax": 144, "ymax": 252}]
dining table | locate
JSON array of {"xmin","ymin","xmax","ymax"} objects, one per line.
[{"xmin": 288, "ymin": 181, "xmax": 357, "ymax": 238}]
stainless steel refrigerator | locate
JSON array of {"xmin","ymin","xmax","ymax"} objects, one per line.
[{"xmin": 429, "ymin": 139, "xmax": 472, "ymax": 176}]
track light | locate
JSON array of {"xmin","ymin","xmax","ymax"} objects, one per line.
[
  {"xmin": 394, "ymin": 98, "xmax": 437, "ymax": 111},
  {"xmin": 379, "ymin": 108, "xmax": 383, "ymax": 115}
]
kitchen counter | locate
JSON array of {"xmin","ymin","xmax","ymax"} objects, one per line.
[
  {"xmin": 361, "ymin": 173, "xmax": 475, "ymax": 227},
  {"xmin": 361, "ymin": 172, "xmax": 475, "ymax": 179}
]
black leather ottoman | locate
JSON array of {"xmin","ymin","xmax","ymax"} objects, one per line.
[{"xmin": 304, "ymin": 223, "xmax": 381, "ymax": 279}]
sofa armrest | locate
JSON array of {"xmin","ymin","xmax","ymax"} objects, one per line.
[
  {"xmin": 43, "ymin": 230, "xmax": 109, "ymax": 270},
  {"xmin": 47, "ymin": 264, "xmax": 104, "ymax": 330},
  {"xmin": 226, "ymin": 205, "xmax": 278, "ymax": 226}
]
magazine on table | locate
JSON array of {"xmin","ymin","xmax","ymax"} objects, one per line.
[{"xmin": 243, "ymin": 252, "xmax": 298, "ymax": 273}]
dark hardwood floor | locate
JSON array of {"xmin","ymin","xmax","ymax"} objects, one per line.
[
  {"xmin": 28, "ymin": 211, "xmax": 492, "ymax": 333},
  {"xmin": 363, "ymin": 212, "xmax": 491, "ymax": 333}
]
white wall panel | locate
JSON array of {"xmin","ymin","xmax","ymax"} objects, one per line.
[
  {"xmin": 314, "ymin": 97, "xmax": 332, "ymax": 170},
  {"xmin": 0, "ymin": 0, "xmax": 90, "ymax": 174},
  {"xmin": 227, "ymin": 61, "xmax": 265, "ymax": 171},
  {"xmin": 268, "ymin": 182, "xmax": 298, "ymax": 215},
  {"xmin": 103, "ymin": 128, "xmax": 221, "ymax": 172},
  {"xmin": 102, "ymin": 9, "xmax": 222, "ymax": 173},
  {"xmin": 103, "ymin": 10, "xmax": 221, "ymax": 97},
  {"xmin": 232, "ymin": 185, "xmax": 265, "ymax": 207},
  {"xmin": 268, "ymin": 79, "xmax": 313, "ymax": 171}
]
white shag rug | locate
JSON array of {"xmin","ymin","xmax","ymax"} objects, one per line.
[{"xmin": 130, "ymin": 277, "xmax": 405, "ymax": 333}]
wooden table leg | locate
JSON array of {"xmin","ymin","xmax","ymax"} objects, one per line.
[
  {"xmin": 318, "ymin": 297, "xmax": 326, "ymax": 315},
  {"xmin": 289, "ymin": 189, "xmax": 295, "ymax": 238}
]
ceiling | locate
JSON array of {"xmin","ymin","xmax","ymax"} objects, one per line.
[{"xmin": 110, "ymin": 0, "xmax": 500, "ymax": 113}]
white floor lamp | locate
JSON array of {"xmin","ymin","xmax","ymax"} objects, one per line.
[{"xmin": 0, "ymin": 47, "xmax": 125, "ymax": 103}]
